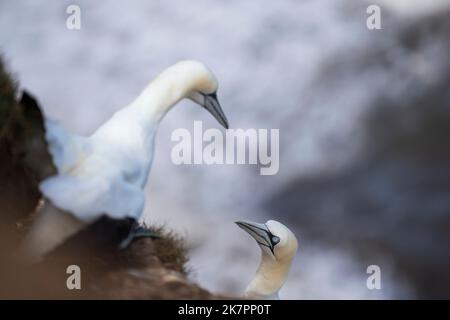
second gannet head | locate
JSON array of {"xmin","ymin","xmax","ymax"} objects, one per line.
[{"xmin": 235, "ymin": 219, "xmax": 298, "ymax": 299}]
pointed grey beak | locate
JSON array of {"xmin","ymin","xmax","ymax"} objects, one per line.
[
  {"xmin": 203, "ymin": 92, "xmax": 229, "ymax": 129},
  {"xmin": 235, "ymin": 220, "xmax": 274, "ymax": 253}
]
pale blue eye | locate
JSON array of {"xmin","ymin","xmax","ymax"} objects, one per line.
[{"xmin": 272, "ymin": 236, "xmax": 280, "ymax": 244}]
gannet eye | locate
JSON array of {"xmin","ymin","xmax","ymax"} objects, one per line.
[{"xmin": 271, "ymin": 236, "xmax": 280, "ymax": 245}]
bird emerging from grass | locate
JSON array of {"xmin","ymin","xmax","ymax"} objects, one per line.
[{"xmin": 235, "ymin": 220, "xmax": 298, "ymax": 299}]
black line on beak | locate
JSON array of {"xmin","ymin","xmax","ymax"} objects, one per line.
[
  {"xmin": 235, "ymin": 221, "xmax": 275, "ymax": 254},
  {"xmin": 201, "ymin": 91, "xmax": 229, "ymax": 129}
]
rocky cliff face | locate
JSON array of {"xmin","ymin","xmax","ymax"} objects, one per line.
[{"xmin": 0, "ymin": 58, "xmax": 222, "ymax": 299}]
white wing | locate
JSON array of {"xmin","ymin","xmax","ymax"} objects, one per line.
[
  {"xmin": 44, "ymin": 119, "xmax": 87, "ymax": 174},
  {"xmin": 42, "ymin": 119, "xmax": 146, "ymax": 222},
  {"xmin": 39, "ymin": 170, "xmax": 145, "ymax": 223}
]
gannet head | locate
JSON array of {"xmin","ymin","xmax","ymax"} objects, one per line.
[
  {"xmin": 235, "ymin": 220, "xmax": 298, "ymax": 262},
  {"xmin": 169, "ymin": 60, "xmax": 229, "ymax": 129}
]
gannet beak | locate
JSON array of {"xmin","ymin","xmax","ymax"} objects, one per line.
[
  {"xmin": 235, "ymin": 220, "xmax": 274, "ymax": 254},
  {"xmin": 203, "ymin": 92, "xmax": 229, "ymax": 129}
]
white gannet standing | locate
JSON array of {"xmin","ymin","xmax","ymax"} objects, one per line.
[
  {"xmin": 22, "ymin": 60, "xmax": 229, "ymax": 260},
  {"xmin": 235, "ymin": 220, "xmax": 298, "ymax": 299}
]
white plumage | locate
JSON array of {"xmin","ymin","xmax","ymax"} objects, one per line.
[
  {"xmin": 235, "ymin": 220, "xmax": 298, "ymax": 299},
  {"xmin": 41, "ymin": 117, "xmax": 149, "ymax": 223},
  {"xmin": 24, "ymin": 60, "xmax": 228, "ymax": 259}
]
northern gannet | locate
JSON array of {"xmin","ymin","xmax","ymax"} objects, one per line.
[
  {"xmin": 235, "ymin": 220, "xmax": 298, "ymax": 299},
  {"xmin": 22, "ymin": 60, "xmax": 229, "ymax": 260}
]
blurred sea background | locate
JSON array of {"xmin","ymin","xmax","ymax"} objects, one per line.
[{"xmin": 1, "ymin": 0, "xmax": 450, "ymax": 298}]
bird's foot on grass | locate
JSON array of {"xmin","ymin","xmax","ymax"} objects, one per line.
[{"xmin": 119, "ymin": 226, "xmax": 161, "ymax": 249}]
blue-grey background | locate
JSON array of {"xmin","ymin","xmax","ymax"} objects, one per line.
[{"xmin": 1, "ymin": 0, "xmax": 450, "ymax": 298}]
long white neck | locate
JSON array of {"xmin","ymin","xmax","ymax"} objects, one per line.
[
  {"xmin": 92, "ymin": 65, "xmax": 195, "ymax": 145},
  {"xmin": 130, "ymin": 68, "xmax": 193, "ymax": 127},
  {"xmin": 245, "ymin": 252, "xmax": 293, "ymax": 299}
]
